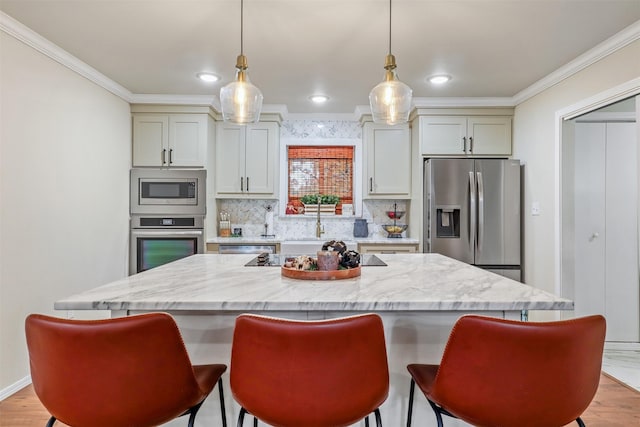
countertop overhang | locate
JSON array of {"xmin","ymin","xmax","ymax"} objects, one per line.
[{"xmin": 54, "ymin": 254, "xmax": 572, "ymax": 312}]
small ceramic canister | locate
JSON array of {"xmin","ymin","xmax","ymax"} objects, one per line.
[{"xmin": 316, "ymin": 250, "xmax": 339, "ymax": 271}]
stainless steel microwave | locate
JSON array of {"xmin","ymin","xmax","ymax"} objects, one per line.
[{"xmin": 130, "ymin": 169, "xmax": 206, "ymax": 215}]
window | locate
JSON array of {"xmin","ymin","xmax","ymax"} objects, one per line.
[
  {"xmin": 280, "ymin": 138, "xmax": 362, "ymax": 215},
  {"xmin": 287, "ymin": 146, "xmax": 353, "ymax": 214}
]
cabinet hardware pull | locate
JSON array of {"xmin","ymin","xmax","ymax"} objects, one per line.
[
  {"xmin": 462, "ymin": 137, "xmax": 466, "ymax": 153},
  {"xmin": 240, "ymin": 177, "xmax": 244, "ymax": 192},
  {"xmin": 162, "ymin": 149, "xmax": 166, "ymax": 164},
  {"xmin": 369, "ymin": 177, "xmax": 373, "ymax": 192},
  {"xmin": 169, "ymin": 148, "xmax": 173, "ymax": 164},
  {"xmin": 246, "ymin": 177, "xmax": 249, "ymax": 192},
  {"xmin": 469, "ymin": 136, "xmax": 474, "ymax": 153}
]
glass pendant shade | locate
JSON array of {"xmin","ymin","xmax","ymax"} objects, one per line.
[
  {"xmin": 220, "ymin": 56, "xmax": 263, "ymax": 124},
  {"xmin": 369, "ymin": 60, "xmax": 412, "ymax": 125}
]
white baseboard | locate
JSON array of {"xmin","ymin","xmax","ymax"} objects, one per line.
[{"xmin": 0, "ymin": 375, "xmax": 31, "ymax": 401}]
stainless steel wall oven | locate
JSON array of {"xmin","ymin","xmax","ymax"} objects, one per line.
[
  {"xmin": 130, "ymin": 169, "xmax": 206, "ymax": 274},
  {"xmin": 130, "ymin": 215, "xmax": 204, "ymax": 274}
]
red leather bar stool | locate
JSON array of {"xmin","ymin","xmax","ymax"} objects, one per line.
[
  {"xmin": 406, "ymin": 314, "xmax": 606, "ymax": 427},
  {"xmin": 230, "ymin": 313, "xmax": 389, "ymax": 427},
  {"xmin": 25, "ymin": 312, "xmax": 228, "ymax": 427}
]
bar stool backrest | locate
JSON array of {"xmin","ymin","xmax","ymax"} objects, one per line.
[{"xmin": 230, "ymin": 313, "xmax": 389, "ymax": 427}]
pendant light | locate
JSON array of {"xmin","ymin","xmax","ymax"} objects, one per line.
[
  {"xmin": 220, "ymin": 0, "xmax": 263, "ymax": 124},
  {"xmin": 369, "ymin": 0, "xmax": 412, "ymax": 125}
]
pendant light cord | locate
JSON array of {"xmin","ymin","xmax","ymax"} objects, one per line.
[
  {"xmin": 388, "ymin": 0, "xmax": 392, "ymax": 55},
  {"xmin": 240, "ymin": 0, "xmax": 244, "ymax": 56}
]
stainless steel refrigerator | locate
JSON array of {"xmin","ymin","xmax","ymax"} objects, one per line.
[{"xmin": 423, "ymin": 158, "xmax": 521, "ymax": 281}]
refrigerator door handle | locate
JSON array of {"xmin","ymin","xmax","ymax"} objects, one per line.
[
  {"xmin": 469, "ymin": 171, "xmax": 476, "ymax": 252},
  {"xmin": 477, "ymin": 171, "xmax": 484, "ymax": 250}
]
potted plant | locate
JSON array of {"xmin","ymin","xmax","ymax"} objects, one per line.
[{"xmin": 301, "ymin": 194, "xmax": 339, "ymax": 215}]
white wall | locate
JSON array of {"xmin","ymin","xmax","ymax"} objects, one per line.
[
  {"xmin": 513, "ymin": 39, "xmax": 640, "ymax": 320},
  {"xmin": 0, "ymin": 32, "xmax": 131, "ymax": 393}
]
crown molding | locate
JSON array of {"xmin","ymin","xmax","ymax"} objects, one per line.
[
  {"xmin": 129, "ymin": 93, "xmax": 216, "ymax": 106},
  {"xmin": 513, "ymin": 19, "xmax": 640, "ymax": 105},
  {"xmin": 0, "ymin": 11, "xmax": 133, "ymax": 102},
  {"xmin": 412, "ymin": 97, "xmax": 515, "ymax": 108}
]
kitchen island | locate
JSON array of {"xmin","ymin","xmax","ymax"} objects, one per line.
[{"xmin": 55, "ymin": 253, "xmax": 572, "ymax": 427}]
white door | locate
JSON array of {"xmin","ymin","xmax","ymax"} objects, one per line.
[{"xmin": 574, "ymin": 122, "xmax": 639, "ymax": 342}]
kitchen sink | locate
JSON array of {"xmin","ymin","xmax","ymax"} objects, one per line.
[{"xmin": 280, "ymin": 239, "xmax": 357, "ymax": 255}]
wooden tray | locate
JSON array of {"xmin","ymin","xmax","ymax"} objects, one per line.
[{"xmin": 281, "ymin": 265, "xmax": 361, "ymax": 280}]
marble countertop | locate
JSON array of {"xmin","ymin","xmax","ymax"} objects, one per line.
[
  {"xmin": 207, "ymin": 236, "xmax": 420, "ymax": 244},
  {"xmin": 55, "ymin": 254, "xmax": 572, "ymax": 312}
]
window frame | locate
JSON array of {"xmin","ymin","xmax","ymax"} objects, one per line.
[{"xmin": 279, "ymin": 138, "xmax": 362, "ymax": 217}]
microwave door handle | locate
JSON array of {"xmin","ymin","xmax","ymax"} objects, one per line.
[{"xmin": 469, "ymin": 171, "xmax": 476, "ymax": 252}]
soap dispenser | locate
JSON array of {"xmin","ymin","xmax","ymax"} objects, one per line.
[{"xmin": 353, "ymin": 218, "xmax": 368, "ymax": 238}]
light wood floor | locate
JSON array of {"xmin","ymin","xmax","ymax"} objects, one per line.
[{"xmin": 1, "ymin": 373, "xmax": 639, "ymax": 426}]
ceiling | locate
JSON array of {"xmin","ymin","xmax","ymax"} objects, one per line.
[{"xmin": 2, "ymin": 0, "xmax": 640, "ymax": 115}]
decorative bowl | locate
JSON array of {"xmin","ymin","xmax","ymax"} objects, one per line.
[
  {"xmin": 386, "ymin": 211, "xmax": 406, "ymax": 220},
  {"xmin": 382, "ymin": 224, "xmax": 407, "ymax": 238}
]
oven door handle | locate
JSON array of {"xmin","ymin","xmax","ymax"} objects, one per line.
[{"xmin": 131, "ymin": 230, "xmax": 203, "ymax": 237}]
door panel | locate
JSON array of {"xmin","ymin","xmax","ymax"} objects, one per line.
[
  {"xmin": 426, "ymin": 159, "xmax": 474, "ymax": 263},
  {"xmin": 574, "ymin": 123, "xmax": 609, "ymax": 319},
  {"xmin": 474, "ymin": 159, "xmax": 521, "ymax": 266},
  {"xmin": 604, "ymin": 122, "xmax": 638, "ymax": 341}
]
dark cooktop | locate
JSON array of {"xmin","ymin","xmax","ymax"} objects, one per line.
[{"xmin": 244, "ymin": 253, "xmax": 387, "ymax": 267}]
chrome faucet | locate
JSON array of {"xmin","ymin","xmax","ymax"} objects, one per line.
[{"xmin": 315, "ymin": 195, "xmax": 324, "ymax": 238}]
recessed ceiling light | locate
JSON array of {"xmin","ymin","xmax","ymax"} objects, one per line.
[
  {"xmin": 309, "ymin": 95, "xmax": 329, "ymax": 104},
  {"xmin": 197, "ymin": 72, "xmax": 220, "ymax": 83},
  {"xmin": 428, "ymin": 75, "xmax": 451, "ymax": 85}
]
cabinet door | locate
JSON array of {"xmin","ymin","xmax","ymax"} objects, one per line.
[
  {"xmin": 215, "ymin": 125, "xmax": 245, "ymax": 194},
  {"xmin": 420, "ymin": 116, "xmax": 467, "ymax": 155},
  {"xmin": 168, "ymin": 114, "xmax": 206, "ymax": 167},
  {"xmin": 245, "ymin": 122, "xmax": 277, "ymax": 195},
  {"xmin": 467, "ymin": 117, "xmax": 512, "ymax": 155},
  {"xmin": 366, "ymin": 124, "xmax": 411, "ymax": 197},
  {"xmin": 133, "ymin": 114, "xmax": 168, "ymax": 166}
]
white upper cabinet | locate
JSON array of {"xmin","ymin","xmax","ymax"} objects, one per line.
[
  {"xmin": 363, "ymin": 122, "xmax": 411, "ymax": 198},
  {"xmin": 420, "ymin": 116, "xmax": 512, "ymax": 156},
  {"xmin": 133, "ymin": 113, "xmax": 207, "ymax": 167},
  {"xmin": 215, "ymin": 122, "xmax": 279, "ymax": 197}
]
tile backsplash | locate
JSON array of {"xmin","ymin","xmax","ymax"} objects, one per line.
[
  {"xmin": 216, "ymin": 199, "xmax": 409, "ymax": 239},
  {"xmin": 281, "ymin": 119, "xmax": 361, "ymax": 139}
]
